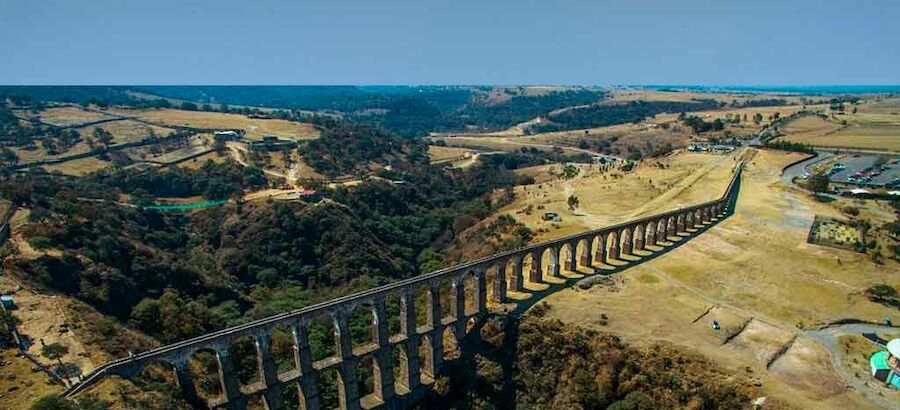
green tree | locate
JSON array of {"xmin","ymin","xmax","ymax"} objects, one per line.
[
  {"xmin": 30, "ymin": 395, "xmax": 109, "ymax": 410},
  {"xmin": 41, "ymin": 342, "xmax": 69, "ymax": 366},
  {"xmin": 0, "ymin": 308, "xmax": 20, "ymax": 345},
  {"xmin": 807, "ymin": 172, "xmax": 830, "ymax": 193},
  {"xmin": 92, "ymin": 127, "xmax": 113, "ymax": 147},
  {"xmin": 0, "ymin": 147, "xmax": 18, "ymax": 165},
  {"xmin": 567, "ymin": 195, "xmax": 580, "ymax": 211}
]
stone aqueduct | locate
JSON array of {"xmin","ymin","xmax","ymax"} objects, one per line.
[{"xmin": 65, "ymin": 162, "xmax": 744, "ymax": 410}]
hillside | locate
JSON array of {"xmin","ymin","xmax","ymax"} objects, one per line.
[{"xmin": 415, "ymin": 313, "xmax": 761, "ymax": 410}]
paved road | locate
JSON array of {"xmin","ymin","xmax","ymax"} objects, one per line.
[{"xmin": 780, "ymin": 151, "xmax": 834, "ymax": 185}]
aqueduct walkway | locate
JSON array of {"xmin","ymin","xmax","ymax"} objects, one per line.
[{"xmin": 64, "ymin": 161, "xmax": 744, "ymax": 410}]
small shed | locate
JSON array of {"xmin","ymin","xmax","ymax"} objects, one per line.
[{"xmin": 542, "ymin": 212, "xmax": 561, "ymax": 222}]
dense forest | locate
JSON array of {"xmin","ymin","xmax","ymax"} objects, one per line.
[
  {"xmin": 529, "ymin": 99, "xmax": 722, "ymax": 133},
  {"xmin": 0, "ymin": 121, "xmax": 547, "ymax": 345}
]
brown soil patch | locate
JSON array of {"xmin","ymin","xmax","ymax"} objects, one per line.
[{"xmin": 768, "ymin": 338, "xmax": 848, "ymax": 400}]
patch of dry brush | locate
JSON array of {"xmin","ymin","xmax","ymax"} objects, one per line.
[{"xmin": 417, "ymin": 312, "xmax": 762, "ymax": 410}]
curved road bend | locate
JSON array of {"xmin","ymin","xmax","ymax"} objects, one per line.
[{"xmin": 780, "ymin": 151, "xmax": 834, "ymax": 185}]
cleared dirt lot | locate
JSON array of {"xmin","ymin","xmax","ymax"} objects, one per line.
[
  {"xmin": 531, "ymin": 149, "xmax": 898, "ymax": 409},
  {"xmin": 105, "ymin": 108, "xmax": 320, "ymax": 140}
]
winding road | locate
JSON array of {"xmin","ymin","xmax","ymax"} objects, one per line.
[{"xmin": 781, "ymin": 152, "xmax": 833, "ymax": 185}]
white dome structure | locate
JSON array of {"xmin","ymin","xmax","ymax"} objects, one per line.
[{"xmin": 888, "ymin": 338, "xmax": 900, "ymax": 358}]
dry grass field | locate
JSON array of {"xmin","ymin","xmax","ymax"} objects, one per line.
[
  {"xmin": 105, "ymin": 108, "xmax": 320, "ymax": 140},
  {"xmin": 608, "ymin": 89, "xmax": 807, "ymax": 106},
  {"xmin": 777, "ymin": 100, "xmax": 900, "ymax": 152},
  {"xmin": 0, "ymin": 349, "xmax": 63, "ymax": 410},
  {"xmin": 441, "ymin": 102, "xmax": 827, "ymax": 161},
  {"xmin": 27, "ymin": 106, "xmax": 119, "ymax": 127},
  {"xmin": 427, "ymin": 145, "xmax": 474, "ymax": 161},
  {"xmin": 10, "ymin": 116, "xmax": 174, "ymax": 167},
  {"xmin": 41, "ymin": 156, "xmax": 111, "ymax": 176},
  {"xmin": 494, "ymin": 151, "xmax": 738, "ymax": 241},
  {"xmin": 11, "ymin": 141, "xmax": 93, "ymax": 163},
  {"xmin": 527, "ymin": 149, "xmax": 898, "ymax": 409},
  {"xmin": 76, "ymin": 119, "xmax": 173, "ymax": 145},
  {"xmin": 177, "ymin": 151, "xmax": 228, "ymax": 170}
]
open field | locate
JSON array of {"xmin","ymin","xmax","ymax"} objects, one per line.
[
  {"xmin": 532, "ymin": 149, "xmax": 898, "ymax": 409},
  {"xmin": 16, "ymin": 106, "xmax": 119, "ymax": 127},
  {"xmin": 608, "ymin": 89, "xmax": 808, "ymax": 106},
  {"xmin": 11, "ymin": 141, "xmax": 93, "ymax": 163},
  {"xmin": 75, "ymin": 119, "xmax": 173, "ymax": 145},
  {"xmin": 776, "ymin": 100, "xmax": 900, "ymax": 152},
  {"xmin": 176, "ymin": 151, "xmax": 228, "ymax": 170},
  {"xmin": 41, "ymin": 156, "xmax": 111, "ymax": 176},
  {"xmin": 10, "ymin": 119, "xmax": 173, "ymax": 167},
  {"xmin": 0, "ymin": 349, "xmax": 63, "ymax": 410},
  {"xmin": 446, "ymin": 150, "xmax": 738, "ymax": 267},
  {"xmin": 105, "ymin": 108, "xmax": 321, "ymax": 140},
  {"xmin": 0, "ymin": 275, "xmax": 98, "ymax": 377},
  {"xmin": 781, "ymin": 115, "xmax": 845, "ymax": 137},
  {"xmin": 427, "ymin": 145, "xmax": 474, "ymax": 161},
  {"xmin": 439, "ymin": 103, "xmax": 827, "ymax": 161}
]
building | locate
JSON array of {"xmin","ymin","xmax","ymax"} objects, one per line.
[
  {"xmin": 248, "ymin": 135, "xmax": 297, "ymax": 152},
  {"xmin": 870, "ymin": 339, "xmax": 900, "ymax": 389},
  {"xmin": 542, "ymin": 212, "xmax": 562, "ymax": 222},
  {"xmin": 213, "ymin": 130, "xmax": 240, "ymax": 141}
]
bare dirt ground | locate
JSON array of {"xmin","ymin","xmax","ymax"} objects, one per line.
[{"xmin": 533, "ymin": 149, "xmax": 898, "ymax": 409}]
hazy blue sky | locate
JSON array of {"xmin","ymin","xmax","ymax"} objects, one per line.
[{"xmin": 1, "ymin": 0, "xmax": 897, "ymax": 85}]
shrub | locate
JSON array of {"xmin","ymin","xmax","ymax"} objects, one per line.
[{"xmin": 867, "ymin": 284, "xmax": 897, "ymax": 299}]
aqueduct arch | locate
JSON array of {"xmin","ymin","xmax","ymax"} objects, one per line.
[{"xmin": 65, "ymin": 163, "xmax": 745, "ymax": 410}]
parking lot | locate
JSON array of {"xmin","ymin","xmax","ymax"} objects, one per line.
[{"xmin": 827, "ymin": 154, "xmax": 900, "ymax": 187}]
